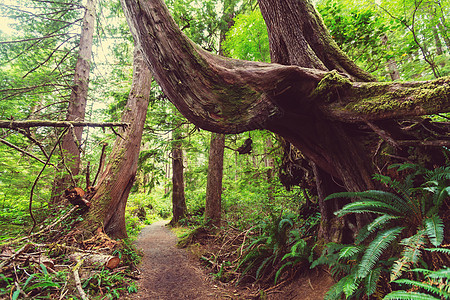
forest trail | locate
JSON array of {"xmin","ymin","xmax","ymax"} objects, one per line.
[
  {"xmin": 130, "ymin": 220, "xmax": 334, "ymax": 299},
  {"xmin": 130, "ymin": 220, "xmax": 231, "ymax": 299}
]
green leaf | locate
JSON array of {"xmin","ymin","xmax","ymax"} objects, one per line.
[
  {"xmin": 335, "ymin": 200, "xmax": 404, "ymax": 217},
  {"xmin": 424, "ymin": 215, "xmax": 444, "ymax": 246},
  {"xmin": 384, "ymin": 290, "xmax": 440, "ymax": 300},
  {"xmin": 365, "ymin": 267, "xmax": 382, "ymax": 296},
  {"xmin": 339, "ymin": 246, "xmax": 363, "ymax": 260},
  {"xmin": 358, "ymin": 227, "xmax": 404, "ymax": 279}
]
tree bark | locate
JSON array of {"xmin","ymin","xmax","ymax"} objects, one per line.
[
  {"xmin": 120, "ymin": 0, "xmax": 450, "ymax": 240},
  {"xmin": 53, "ymin": 0, "xmax": 97, "ymax": 201},
  {"xmin": 169, "ymin": 124, "xmax": 187, "ymax": 225},
  {"xmin": 204, "ymin": 133, "xmax": 225, "ymax": 226},
  {"xmin": 81, "ymin": 46, "xmax": 152, "ymax": 238}
]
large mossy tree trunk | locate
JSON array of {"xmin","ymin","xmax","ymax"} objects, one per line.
[
  {"xmin": 120, "ymin": 0, "xmax": 450, "ymax": 241},
  {"xmin": 52, "ymin": 0, "xmax": 97, "ymax": 203},
  {"xmin": 81, "ymin": 47, "xmax": 152, "ymax": 239}
]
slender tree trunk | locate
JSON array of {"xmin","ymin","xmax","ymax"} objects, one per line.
[
  {"xmin": 204, "ymin": 133, "xmax": 225, "ymax": 226},
  {"xmin": 381, "ymin": 34, "xmax": 400, "ymax": 81},
  {"xmin": 169, "ymin": 124, "xmax": 187, "ymax": 225},
  {"xmin": 52, "ymin": 0, "xmax": 97, "ymax": 201},
  {"xmin": 81, "ymin": 46, "xmax": 152, "ymax": 238}
]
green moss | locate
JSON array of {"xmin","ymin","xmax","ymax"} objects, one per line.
[
  {"xmin": 345, "ymin": 76, "xmax": 450, "ymax": 114},
  {"xmin": 311, "ymin": 70, "xmax": 352, "ymax": 103}
]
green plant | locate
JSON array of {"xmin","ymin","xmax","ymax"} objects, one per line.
[
  {"xmin": 384, "ymin": 266, "xmax": 450, "ymax": 299},
  {"xmin": 314, "ymin": 164, "xmax": 449, "ymax": 299},
  {"xmin": 236, "ymin": 213, "xmax": 310, "ymax": 284}
]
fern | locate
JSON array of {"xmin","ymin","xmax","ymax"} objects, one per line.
[
  {"xmin": 339, "ymin": 245, "xmax": 363, "ymax": 260},
  {"xmin": 358, "ymin": 227, "xmax": 404, "ymax": 278},
  {"xmin": 365, "ymin": 267, "xmax": 382, "ymax": 296},
  {"xmin": 424, "ymin": 247, "xmax": 450, "ymax": 255},
  {"xmin": 383, "ymin": 291, "xmax": 440, "ymax": 299},
  {"xmin": 391, "ymin": 231, "xmax": 426, "ymax": 281},
  {"xmin": 423, "ymin": 215, "xmax": 444, "ymax": 247},
  {"xmin": 335, "ymin": 200, "xmax": 405, "ymax": 217},
  {"xmin": 356, "ymin": 215, "xmax": 400, "ymax": 245}
]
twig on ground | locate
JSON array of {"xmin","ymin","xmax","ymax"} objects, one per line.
[{"xmin": 73, "ymin": 257, "xmax": 89, "ymax": 300}]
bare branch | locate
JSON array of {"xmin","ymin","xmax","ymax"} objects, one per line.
[{"xmin": 0, "ymin": 120, "xmax": 129, "ymax": 129}]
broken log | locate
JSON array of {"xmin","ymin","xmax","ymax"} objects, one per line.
[{"xmin": 69, "ymin": 252, "xmax": 120, "ymax": 269}]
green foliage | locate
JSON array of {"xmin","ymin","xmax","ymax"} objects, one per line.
[
  {"xmin": 384, "ymin": 265, "xmax": 450, "ymax": 300},
  {"xmin": 313, "ymin": 164, "xmax": 449, "ymax": 299},
  {"xmin": 236, "ymin": 213, "xmax": 314, "ymax": 284},
  {"xmin": 222, "ymin": 9, "xmax": 270, "ymax": 62}
]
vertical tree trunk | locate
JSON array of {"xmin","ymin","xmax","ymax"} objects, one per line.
[
  {"xmin": 204, "ymin": 133, "xmax": 225, "ymax": 226},
  {"xmin": 258, "ymin": 0, "xmax": 376, "ymax": 242},
  {"xmin": 82, "ymin": 46, "xmax": 152, "ymax": 238},
  {"xmin": 381, "ymin": 34, "xmax": 400, "ymax": 81},
  {"xmin": 169, "ymin": 125, "xmax": 187, "ymax": 225},
  {"xmin": 52, "ymin": 0, "xmax": 97, "ymax": 201},
  {"xmin": 433, "ymin": 26, "xmax": 443, "ymax": 55}
]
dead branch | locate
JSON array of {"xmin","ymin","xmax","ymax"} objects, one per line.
[
  {"xmin": 72, "ymin": 257, "xmax": 89, "ymax": 300},
  {"xmin": 93, "ymin": 143, "xmax": 108, "ymax": 186},
  {"xmin": 0, "ymin": 244, "xmax": 33, "ymax": 270},
  {"xmin": 0, "ymin": 120, "xmax": 129, "ymax": 129},
  {"xmin": 69, "ymin": 252, "xmax": 120, "ymax": 269}
]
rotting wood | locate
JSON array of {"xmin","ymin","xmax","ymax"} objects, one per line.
[{"xmin": 70, "ymin": 252, "xmax": 120, "ymax": 269}]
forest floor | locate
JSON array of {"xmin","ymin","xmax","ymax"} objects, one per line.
[{"xmin": 129, "ymin": 220, "xmax": 334, "ymax": 299}]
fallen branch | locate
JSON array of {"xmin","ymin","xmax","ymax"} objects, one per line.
[
  {"xmin": 0, "ymin": 244, "xmax": 33, "ymax": 270},
  {"xmin": 0, "ymin": 120, "xmax": 129, "ymax": 129},
  {"xmin": 72, "ymin": 257, "xmax": 89, "ymax": 300},
  {"xmin": 69, "ymin": 252, "xmax": 120, "ymax": 269}
]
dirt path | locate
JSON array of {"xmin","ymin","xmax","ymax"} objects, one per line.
[
  {"xmin": 131, "ymin": 220, "xmax": 334, "ymax": 299},
  {"xmin": 131, "ymin": 220, "xmax": 230, "ymax": 299}
]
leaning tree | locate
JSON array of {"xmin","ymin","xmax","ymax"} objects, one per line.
[{"xmin": 120, "ymin": 0, "xmax": 449, "ymax": 241}]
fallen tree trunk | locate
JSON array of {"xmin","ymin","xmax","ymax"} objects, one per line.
[{"xmin": 69, "ymin": 252, "xmax": 120, "ymax": 269}]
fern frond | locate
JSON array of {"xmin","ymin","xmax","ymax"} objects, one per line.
[
  {"xmin": 391, "ymin": 231, "xmax": 426, "ymax": 281},
  {"xmin": 339, "ymin": 245, "xmax": 363, "ymax": 260},
  {"xmin": 365, "ymin": 267, "xmax": 382, "ymax": 296},
  {"xmin": 424, "ymin": 248, "xmax": 450, "ymax": 255},
  {"xmin": 358, "ymin": 227, "xmax": 405, "ymax": 279},
  {"xmin": 335, "ymin": 200, "xmax": 404, "ymax": 217},
  {"xmin": 383, "ymin": 290, "xmax": 439, "ymax": 299},
  {"xmin": 426, "ymin": 166, "xmax": 450, "ymax": 181},
  {"xmin": 393, "ymin": 279, "xmax": 448, "ymax": 298},
  {"xmin": 343, "ymin": 273, "xmax": 360, "ymax": 298},
  {"xmin": 355, "ymin": 215, "xmax": 399, "ymax": 244},
  {"xmin": 324, "ymin": 276, "xmax": 346, "ymax": 300},
  {"xmin": 424, "ymin": 215, "xmax": 444, "ymax": 247}
]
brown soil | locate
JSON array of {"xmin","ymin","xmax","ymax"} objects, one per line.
[{"xmin": 130, "ymin": 220, "xmax": 334, "ymax": 299}]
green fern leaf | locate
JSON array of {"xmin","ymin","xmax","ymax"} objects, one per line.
[
  {"xmin": 365, "ymin": 267, "xmax": 382, "ymax": 296},
  {"xmin": 339, "ymin": 246, "xmax": 363, "ymax": 260},
  {"xmin": 424, "ymin": 215, "xmax": 444, "ymax": 246},
  {"xmin": 424, "ymin": 248, "xmax": 450, "ymax": 255},
  {"xmin": 358, "ymin": 227, "xmax": 404, "ymax": 279},
  {"xmin": 343, "ymin": 273, "xmax": 360, "ymax": 298},
  {"xmin": 383, "ymin": 290, "xmax": 439, "ymax": 300},
  {"xmin": 391, "ymin": 231, "xmax": 426, "ymax": 281},
  {"xmin": 355, "ymin": 215, "xmax": 400, "ymax": 245},
  {"xmin": 393, "ymin": 279, "xmax": 448, "ymax": 298},
  {"xmin": 335, "ymin": 201, "xmax": 404, "ymax": 217},
  {"xmin": 324, "ymin": 276, "xmax": 346, "ymax": 300}
]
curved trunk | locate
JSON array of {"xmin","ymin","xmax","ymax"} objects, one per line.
[
  {"xmin": 82, "ymin": 47, "xmax": 152, "ymax": 238},
  {"xmin": 120, "ymin": 0, "xmax": 450, "ymax": 240}
]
